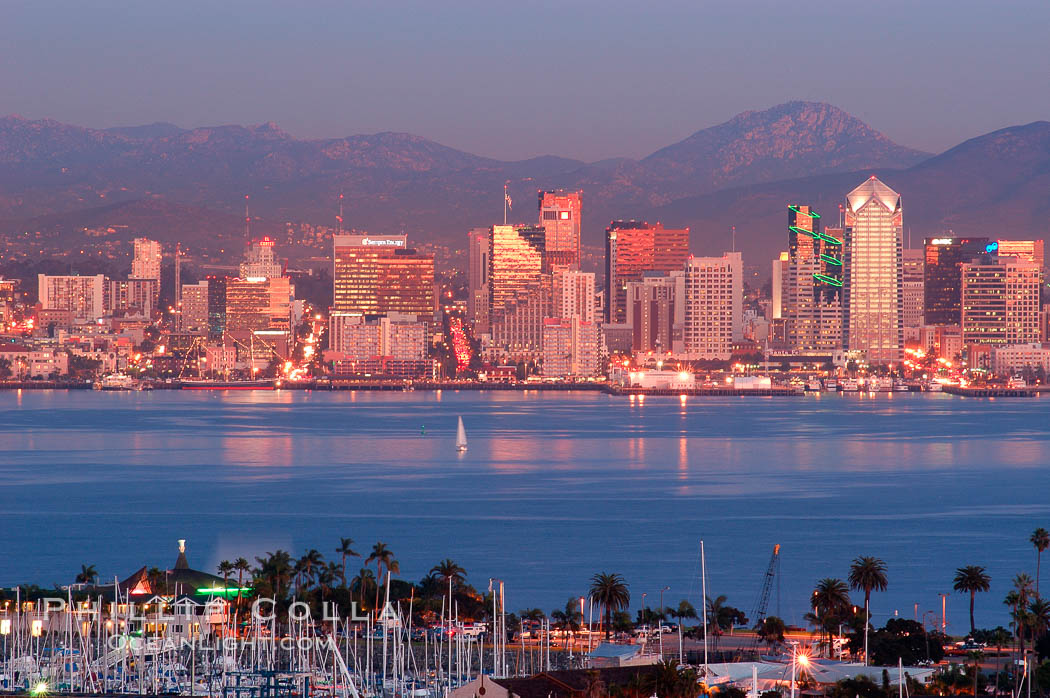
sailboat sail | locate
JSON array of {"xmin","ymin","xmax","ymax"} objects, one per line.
[{"xmin": 456, "ymin": 416, "xmax": 468, "ymax": 452}]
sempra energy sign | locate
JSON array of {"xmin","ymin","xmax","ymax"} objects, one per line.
[{"xmin": 334, "ymin": 234, "xmax": 407, "ymax": 248}]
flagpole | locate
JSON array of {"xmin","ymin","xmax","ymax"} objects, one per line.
[{"xmin": 503, "ymin": 183, "xmax": 508, "ymax": 225}]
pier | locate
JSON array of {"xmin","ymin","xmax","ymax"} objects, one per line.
[{"xmin": 941, "ymin": 385, "xmax": 1036, "ymax": 398}]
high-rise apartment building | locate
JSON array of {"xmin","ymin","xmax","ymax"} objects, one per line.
[
  {"xmin": 902, "ymin": 249, "xmax": 925, "ymax": 330},
  {"xmin": 923, "ymin": 237, "xmax": 990, "ymax": 325},
  {"xmin": 488, "ymin": 224, "xmax": 547, "ymax": 357},
  {"xmin": 240, "ymin": 237, "xmax": 284, "ymax": 279},
  {"xmin": 107, "ymin": 279, "xmax": 158, "ymax": 317},
  {"xmin": 552, "ymin": 270, "xmax": 596, "ymax": 322},
  {"xmin": 538, "ymin": 190, "xmax": 582, "ymax": 271},
  {"xmin": 682, "ymin": 252, "xmax": 741, "ymax": 360},
  {"xmin": 843, "ymin": 176, "xmax": 904, "ymax": 364},
  {"xmin": 467, "ymin": 227, "xmax": 490, "ymax": 333},
  {"xmin": 332, "ymin": 234, "xmax": 433, "ymax": 320},
  {"xmin": 207, "ymin": 276, "xmax": 229, "ymax": 337},
  {"xmin": 782, "ymin": 205, "xmax": 843, "ymax": 354},
  {"xmin": 541, "ymin": 317, "xmax": 600, "ymax": 378},
  {"xmin": 625, "ymin": 272, "xmax": 685, "ymax": 354},
  {"xmin": 605, "ymin": 221, "xmax": 690, "ymax": 323},
  {"xmin": 771, "ymin": 252, "xmax": 788, "ymax": 320},
  {"xmin": 131, "ymin": 238, "xmax": 162, "ymax": 281},
  {"xmin": 181, "ymin": 281, "xmax": 209, "ymax": 334},
  {"xmin": 961, "ymin": 257, "xmax": 1041, "ymax": 346},
  {"xmin": 37, "ymin": 274, "xmax": 106, "ymax": 321}
]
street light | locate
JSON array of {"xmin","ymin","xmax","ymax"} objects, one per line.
[{"xmin": 660, "ymin": 586, "xmax": 670, "ymax": 657}]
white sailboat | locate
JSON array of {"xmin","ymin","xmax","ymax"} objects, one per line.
[{"xmin": 456, "ymin": 416, "xmax": 468, "ymax": 452}]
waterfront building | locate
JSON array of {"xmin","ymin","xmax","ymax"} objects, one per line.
[
  {"xmin": 538, "ymin": 190, "xmax": 582, "ymax": 271},
  {"xmin": 0, "ymin": 345, "xmax": 69, "ymax": 378},
  {"xmin": 541, "ymin": 317, "xmax": 600, "ymax": 378},
  {"xmin": 37, "ymin": 274, "xmax": 106, "ymax": 321},
  {"xmin": 131, "ymin": 238, "xmax": 162, "ymax": 282},
  {"xmin": 328, "ymin": 312, "xmax": 428, "ymax": 377},
  {"xmin": 782, "ymin": 204, "xmax": 843, "ymax": 354},
  {"xmin": 923, "ymin": 237, "xmax": 990, "ymax": 325},
  {"xmin": 333, "ymin": 234, "xmax": 434, "ymax": 320},
  {"xmin": 239, "ymin": 237, "xmax": 284, "ymax": 279},
  {"xmin": 961, "ymin": 257, "xmax": 1041, "ymax": 346},
  {"xmin": 625, "ymin": 272, "xmax": 684, "ymax": 354},
  {"xmin": 992, "ymin": 342, "xmax": 1050, "ymax": 377},
  {"xmin": 843, "ymin": 176, "xmax": 904, "ymax": 364},
  {"xmin": 553, "ymin": 270, "xmax": 596, "ymax": 322},
  {"xmin": 605, "ymin": 221, "xmax": 690, "ymax": 323},
  {"xmin": 489, "ymin": 224, "xmax": 547, "ymax": 358},
  {"xmin": 902, "ymin": 249, "xmax": 925, "ymax": 332},
  {"xmin": 467, "ymin": 227, "xmax": 490, "ymax": 333},
  {"xmin": 180, "ymin": 281, "xmax": 209, "ymax": 334},
  {"xmin": 682, "ymin": 252, "xmax": 741, "ymax": 360},
  {"xmin": 107, "ymin": 278, "xmax": 158, "ymax": 317}
]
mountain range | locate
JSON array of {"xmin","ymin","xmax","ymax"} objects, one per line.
[{"xmin": 1, "ymin": 101, "xmax": 1048, "ymax": 270}]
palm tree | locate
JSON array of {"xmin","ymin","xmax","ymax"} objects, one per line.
[
  {"xmin": 297, "ymin": 549, "xmax": 324, "ymax": 594},
  {"xmin": 954, "ymin": 565, "xmax": 992, "ymax": 635},
  {"xmin": 217, "ymin": 560, "xmax": 234, "ymax": 593},
  {"xmin": 1028, "ymin": 598, "xmax": 1050, "ymax": 642},
  {"xmin": 811, "ymin": 578, "xmax": 851, "ymax": 652},
  {"xmin": 1032, "ymin": 528, "xmax": 1050, "ymax": 596},
  {"xmin": 365, "ymin": 543, "xmax": 400, "ymax": 613},
  {"xmin": 667, "ymin": 600, "xmax": 697, "ymax": 660},
  {"xmin": 351, "ymin": 568, "xmax": 377, "ymax": 610},
  {"xmin": 550, "ymin": 597, "xmax": 583, "ymax": 648},
  {"xmin": 75, "ymin": 564, "xmax": 98, "ymax": 585},
  {"xmin": 430, "ymin": 559, "xmax": 467, "ymax": 595},
  {"xmin": 848, "ymin": 556, "xmax": 888, "ymax": 664},
  {"xmin": 255, "ymin": 550, "xmax": 293, "ymax": 599},
  {"xmin": 335, "ymin": 538, "xmax": 360, "ymax": 588},
  {"xmin": 232, "ymin": 557, "xmax": 251, "ymax": 627},
  {"xmin": 589, "ymin": 572, "xmax": 630, "ymax": 640}
]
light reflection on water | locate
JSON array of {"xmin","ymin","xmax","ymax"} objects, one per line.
[{"xmin": 0, "ymin": 389, "xmax": 1048, "ymax": 630}]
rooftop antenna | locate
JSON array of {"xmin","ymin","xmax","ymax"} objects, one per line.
[
  {"xmin": 244, "ymin": 194, "xmax": 251, "ymax": 243},
  {"xmin": 336, "ymin": 193, "xmax": 344, "ymax": 234},
  {"xmin": 731, "ymin": 226, "xmax": 736, "ymax": 253}
]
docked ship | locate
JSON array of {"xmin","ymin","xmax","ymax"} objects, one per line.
[
  {"xmin": 94, "ymin": 374, "xmax": 144, "ymax": 391},
  {"xmin": 179, "ymin": 378, "xmax": 274, "ymax": 390}
]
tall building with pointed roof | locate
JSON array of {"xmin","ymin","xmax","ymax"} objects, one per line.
[{"xmin": 843, "ymin": 176, "xmax": 904, "ymax": 364}]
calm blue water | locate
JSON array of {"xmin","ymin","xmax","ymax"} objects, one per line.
[{"xmin": 1, "ymin": 389, "xmax": 1047, "ymax": 633}]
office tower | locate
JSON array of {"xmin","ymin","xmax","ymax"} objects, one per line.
[
  {"xmin": 605, "ymin": 221, "xmax": 690, "ymax": 323},
  {"xmin": 332, "ymin": 234, "xmax": 434, "ymax": 320},
  {"xmin": 240, "ymin": 237, "xmax": 284, "ymax": 279},
  {"xmin": 771, "ymin": 252, "xmax": 788, "ymax": 319},
  {"xmin": 682, "ymin": 252, "xmax": 741, "ymax": 360},
  {"xmin": 489, "ymin": 224, "xmax": 547, "ymax": 357},
  {"xmin": 902, "ymin": 249, "xmax": 925, "ymax": 330},
  {"xmin": 923, "ymin": 237, "xmax": 990, "ymax": 325},
  {"xmin": 378, "ymin": 249, "xmax": 435, "ymax": 320},
  {"xmin": 131, "ymin": 238, "xmax": 162, "ymax": 281},
  {"xmin": 107, "ymin": 279, "xmax": 158, "ymax": 317},
  {"xmin": 37, "ymin": 274, "xmax": 106, "ymax": 321},
  {"xmin": 181, "ymin": 281, "xmax": 210, "ymax": 334},
  {"xmin": 843, "ymin": 176, "xmax": 904, "ymax": 364},
  {"xmin": 538, "ymin": 190, "xmax": 582, "ymax": 271},
  {"xmin": 207, "ymin": 276, "xmax": 229, "ymax": 337},
  {"xmin": 783, "ymin": 205, "xmax": 843, "ymax": 353},
  {"xmin": 625, "ymin": 272, "xmax": 685, "ymax": 354},
  {"xmin": 961, "ymin": 257, "xmax": 1041, "ymax": 346},
  {"xmin": 996, "ymin": 239, "xmax": 1045, "ymax": 267},
  {"xmin": 541, "ymin": 317, "xmax": 600, "ymax": 377},
  {"xmin": 552, "ymin": 270, "xmax": 596, "ymax": 322},
  {"xmin": 467, "ymin": 227, "xmax": 490, "ymax": 332},
  {"xmin": 225, "ymin": 277, "xmax": 291, "ymax": 333}
]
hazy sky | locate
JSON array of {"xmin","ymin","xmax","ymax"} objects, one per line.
[{"xmin": 3, "ymin": 0, "xmax": 1049, "ymax": 162}]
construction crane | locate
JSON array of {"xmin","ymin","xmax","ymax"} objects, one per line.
[{"xmin": 740, "ymin": 544, "xmax": 780, "ymax": 660}]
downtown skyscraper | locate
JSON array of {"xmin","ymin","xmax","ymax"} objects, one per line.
[
  {"xmin": 538, "ymin": 190, "xmax": 582, "ymax": 271},
  {"xmin": 843, "ymin": 176, "xmax": 904, "ymax": 364},
  {"xmin": 605, "ymin": 221, "xmax": 690, "ymax": 323},
  {"xmin": 782, "ymin": 204, "xmax": 843, "ymax": 354}
]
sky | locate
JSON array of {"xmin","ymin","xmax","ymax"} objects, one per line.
[{"xmin": 3, "ymin": 0, "xmax": 1049, "ymax": 162}]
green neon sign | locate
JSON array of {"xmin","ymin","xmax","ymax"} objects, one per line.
[
  {"xmin": 813, "ymin": 274, "xmax": 843, "ymax": 287},
  {"xmin": 820, "ymin": 254, "xmax": 842, "ymax": 266}
]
